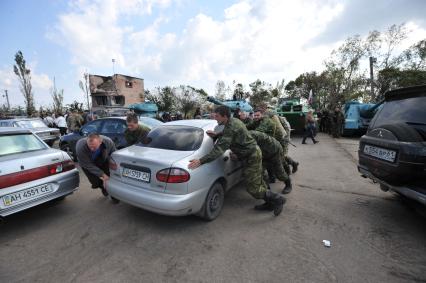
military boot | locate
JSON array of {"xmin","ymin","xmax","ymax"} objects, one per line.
[
  {"xmin": 265, "ymin": 190, "xmax": 285, "ymax": 216},
  {"xmin": 254, "ymin": 201, "xmax": 273, "ymax": 211},
  {"xmin": 281, "ymin": 178, "xmax": 293, "ymax": 194}
]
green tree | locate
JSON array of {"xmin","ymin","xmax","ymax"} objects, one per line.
[
  {"xmin": 248, "ymin": 79, "xmax": 271, "ymax": 108},
  {"xmin": 13, "ymin": 51, "xmax": 35, "ymax": 116}
]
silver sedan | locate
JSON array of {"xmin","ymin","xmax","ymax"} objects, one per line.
[
  {"xmin": 0, "ymin": 128, "xmax": 79, "ymax": 218},
  {"xmin": 106, "ymin": 119, "xmax": 243, "ymax": 220}
]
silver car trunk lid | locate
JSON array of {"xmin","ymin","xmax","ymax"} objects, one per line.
[
  {"xmin": 110, "ymin": 146, "xmax": 194, "ymax": 193},
  {"xmin": 0, "ymin": 148, "xmax": 64, "ymax": 177}
]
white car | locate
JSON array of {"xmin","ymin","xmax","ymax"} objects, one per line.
[
  {"xmin": 0, "ymin": 128, "xmax": 79, "ymax": 218},
  {"xmin": 107, "ymin": 119, "xmax": 243, "ymax": 220}
]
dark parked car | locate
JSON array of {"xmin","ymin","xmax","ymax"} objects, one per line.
[
  {"xmin": 59, "ymin": 117, "xmax": 163, "ymax": 160},
  {"xmin": 358, "ymin": 85, "xmax": 426, "ymax": 205},
  {"xmin": 0, "ymin": 118, "xmax": 60, "ymax": 146}
]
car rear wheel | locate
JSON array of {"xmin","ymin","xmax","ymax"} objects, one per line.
[
  {"xmin": 60, "ymin": 143, "xmax": 77, "ymax": 161},
  {"xmin": 200, "ymin": 182, "xmax": 225, "ymax": 221}
]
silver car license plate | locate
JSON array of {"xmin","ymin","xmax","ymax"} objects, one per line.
[
  {"xmin": 122, "ymin": 168, "xmax": 150, "ymax": 182},
  {"xmin": 363, "ymin": 145, "xmax": 396, "ymax": 162},
  {"xmin": 2, "ymin": 184, "xmax": 53, "ymax": 207}
]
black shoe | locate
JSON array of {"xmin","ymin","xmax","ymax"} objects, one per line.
[
  {"xmin": 101, "ymin": 188, "xmax": 109, "ymax": 197},
  {"xmin": 265, "ymin": 191, "xmax": 285, "ymax": 216},
  {"xmin": 111, "ymin": 196, "xmax": 120, "ymax": 204},
  {"xmin": 292, "ymin": 162, "xmax": 299, "ymax": 174},
  {"xmin": 281, "ymin": 179, "xmax": 293, "ymax": 194},
  {"xmin": 91, "ymin": 184, "xmax": 99, "ymax": 189},
  {"xmin": 254, "ymin": 202, "xmax": 273, "ymax": 211},
  {"xmin": 302, "ymin": 141, "xmax": 307, "ymax": 144},
  {"xmin": 313, "ymin": 140, "xmax": 319, "ymax": 144}
]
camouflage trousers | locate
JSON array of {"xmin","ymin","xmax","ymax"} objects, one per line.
[
  {"xmin": 242, "ymin": 146, "xmax": 268, "ymax": 199},
  {"xmin": 279, "ymin": 139, "xmax": 293, "ymax": 172},
  {"xmin": 263, "ymin": 147, "xmax": 289, "ymax": 182}
]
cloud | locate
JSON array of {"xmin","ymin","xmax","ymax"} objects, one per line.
[
  {"xmin": 48, "ymin": 0, "xmax": 426, "ymax": 98},
  {"xmin": 0, "ymin": 64, "xmax": 53, "ymax": 108},
  {"xmin": 311, "ymin": 0, "xmax": 426, "ymax": 45}
]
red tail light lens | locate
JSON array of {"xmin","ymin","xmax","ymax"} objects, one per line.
[
  {"xmin": 0, "ymin": 160, "xmax": 76, "ymax": 189},
  {"xmin": 156, "ymin": 168, "xmax": 190, "ymax": 183}
]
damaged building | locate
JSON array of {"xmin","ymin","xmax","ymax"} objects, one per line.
[{"xmin": 89, "ymin": 74, "xmax": 144, "ymax": 113}]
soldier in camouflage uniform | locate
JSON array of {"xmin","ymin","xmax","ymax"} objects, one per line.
[
  {"xmin": 67, "ymin": 110, "xmax": 84, "ymax": 133},
  {"xmin": 188, "ymin": 106, "xmax": 285, "ymax": 216},
  {"xmin": 331, "ymin": 107, "xmax": 345, "ymax": 138},
  {"xmin": 276, "ymin": 115, "xmax": 299, "ymax": 173},
  {"xmin": 249, "ymin": 130, "xmax": 293, "ymax": 196},
  {"xmin": 124, "ymin": 113, "xmax": 150, "ymax": 146}
]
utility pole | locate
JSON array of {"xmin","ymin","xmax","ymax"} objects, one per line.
[
  {"xmin": 3, "ymin": 90, "xmax": 10, "ymax": 110},
  {"xmin": 84, "ymin": 72, "xmax": 91, "ymax": 113},
  {"xmin": 369, "ymin": 56, "xmax": 377, "ymax": 100},
  {"xmin": 112, "ymin": 58, "xmax": 115, "ymax": 75}
]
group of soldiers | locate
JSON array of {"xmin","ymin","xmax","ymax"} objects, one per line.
[
  {"xmin": 40, "ymin": 110, "xmax": 95, "ymax": 135},
  {"xmin": 317, "ymin": 107, "xmax": 345, "ymax": 138},
  {"xmin": 75, "ymin": 108, "xmax": 297, "ymax": 217},
  {"xmin": 189, "ymin": 106, "xmax": 299, "ymax": 217}
]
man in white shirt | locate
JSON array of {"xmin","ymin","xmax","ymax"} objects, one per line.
[{"xmin": 55, "ymin": 113, "xmax": 68, "ymax": 135}]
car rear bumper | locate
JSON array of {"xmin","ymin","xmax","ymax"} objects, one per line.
[
  {"xmin": 358, "ymin": 165, "xmax": 426, "ymax": 206},
  {"xmin": 107, "ymin": 178, "xmax": 208, "ymax": 216},
  {"xmin": 0, "ymin": 169, "xmax": 80, "ymax": 217}
]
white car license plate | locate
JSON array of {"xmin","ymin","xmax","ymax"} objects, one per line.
[
  {"xmin": 122, "ymin": 168, "xmax": 150, "ymax": 182},
  {"xmin": 2, "ymin": 184, "xmax": 53, "ymax": 207},
  {"xmin": 363, "ymin": 145, "xmax": 396, "ymax": 162}
]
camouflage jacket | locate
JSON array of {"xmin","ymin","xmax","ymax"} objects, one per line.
[
  {"xmin": 67, "ymin": 114, "xmax": 84, "ymax": 132},
  {"xmin": 200, "ymin": 118, "xmax": 257, "ymax": 164},
  {"xmin": 279, "ymin": 116, "xmax": 291, "ymax": 139},
  {"xmin": 249, "ymin": 130, "xmax": 281, "ymax": 159},
  {"xmin": 246, "ymin": 117, "xmax": 276, "ymax": 137},
  {"xmin": 124, "ymin": 124, "xmax": 150, "ymax": 146}
]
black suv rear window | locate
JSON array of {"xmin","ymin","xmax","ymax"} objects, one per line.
[
  {"xmin": 372, "ymin": 96, "xmax": 426, "ymax": 128},
  {"xmin": 139, "ymin": 126, "xmax": 204, "ymax": 151}
]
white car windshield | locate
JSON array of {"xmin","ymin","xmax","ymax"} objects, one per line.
[
  {"xmin": 0, "ymin": 133, "xmax": 47, "ymax": 156},
  {"xmin": 15, "ymin": 120, "xmax": 47, "ymax": 128}
]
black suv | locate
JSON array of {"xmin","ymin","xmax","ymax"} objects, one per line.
[{"xmin": 358, "ymin": 85, "xmax": 426, "ymax": 205}]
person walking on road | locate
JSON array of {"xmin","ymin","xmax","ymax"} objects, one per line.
[
  {"xmin": 76, "ymin": 133, "xmax": 116, "ymax": 197},
  {"xmin": 188, "ymin": 106, "xmax": 285, "ymax": 216},
  {"xmin": 55, "ymin": 113, "xmax": 68, "ymax": 136},
  {"xmin": 124, "ymin": 113, "xmax": 150, "ymax": 146},
  {"xmin": 302, "ymin": 111, "xmax": 318, "ymax": 144}
]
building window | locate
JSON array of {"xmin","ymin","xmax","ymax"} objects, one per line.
[
  {"xmin": 125, "ymin": 81, "xmax": 133, "ymax": 88},
  {"xmin": 94, "ymin": 96, "xmax": 108, "ymax": 106},
  {"xmin": 112, "ymin": 96, "xmax": 125, "ymax": 105}
]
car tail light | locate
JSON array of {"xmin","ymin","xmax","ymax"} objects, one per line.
[
  {"xmin": 0, "ymin": 160, "xmax": 76, "ymax": 189},
  {"xmin": 156, "ymin": 168, "xmax": 190, "ymax": 183},
  {"xmin": 109, "ymin": 158, "xmax": 118, "ymax": 170}
]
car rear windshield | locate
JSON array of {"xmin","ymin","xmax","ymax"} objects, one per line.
[
  {"xmin": 0, "ymin": 133, "xmax": 47, "ymax": 156},
  {"xmin": 373, "ymin": 96, "xmax": 426, "ymax": 127},
  {"xmin": 139, "ymin": 126, "xmax": 204, "ymax": 151},
  {"xmin": 15, "ymin": 119, "xmax": 46, "ymax": 128}
]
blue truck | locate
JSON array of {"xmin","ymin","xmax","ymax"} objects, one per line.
[{"xmin": 341, "ymin": 101, "xmax": 383, "ymax": 136}]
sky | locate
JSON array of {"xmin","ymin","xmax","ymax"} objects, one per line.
[{"xmin": 0, "ymin": 0, "xmax": 425, "ymax": 108}]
